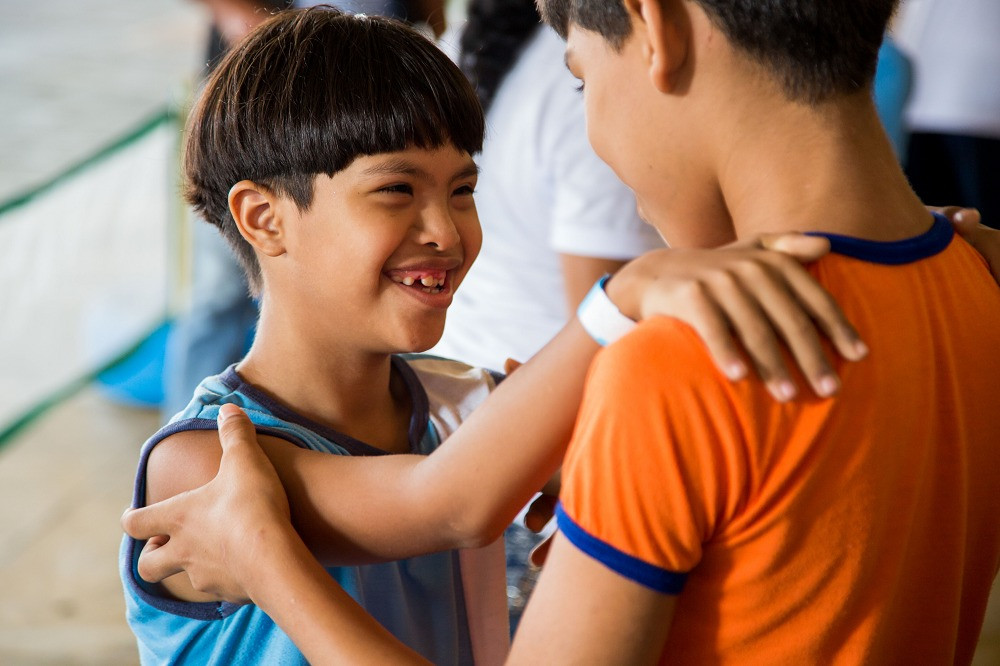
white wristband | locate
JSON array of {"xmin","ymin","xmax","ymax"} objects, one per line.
[{"xmin": 576, "ymin": 275, "xmax": 637, "ymax": 346}]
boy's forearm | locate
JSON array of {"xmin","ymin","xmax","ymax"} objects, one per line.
[
  {"xmin": 248, "ymin": 521, "xmax": 428, "ymax": 666},
  {"xmin": 410, "ymin": 318, "xmax": 599, "ymax": 545},
  {"xmin": 270, "ymin": 239, "xmax": 868, "ymax": 563},
  {"xmin": 254, "ymin": 318, "xmax": 600, "ymax": 565}
]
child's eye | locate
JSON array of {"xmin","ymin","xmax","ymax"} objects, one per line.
[
  {"xmin": 453, "ymin": 184, "xmax": 476, "ymax": 196},
  {"xmin": 574, "ymin": 81, "xmax": 585, "ymax": 94},
  {"xmin": 379, "ymin": 183, "xmax": 413, "ymax": 195}
]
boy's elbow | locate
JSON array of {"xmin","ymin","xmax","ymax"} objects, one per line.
[
  {"xmin": 409, "ymin": 465, "xmax": 508, "ymax": 549},
  {"xmin": 448, "ymin": 509, "xmax": 508, "ymax": 549}
]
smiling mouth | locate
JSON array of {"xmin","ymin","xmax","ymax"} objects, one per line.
[{"xmin": 388, "ymin": 271, "xmax": 448, "ymax": 294}]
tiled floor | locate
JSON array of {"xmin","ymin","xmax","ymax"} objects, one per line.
[{"xmin": 0, "ymin": 388, "xmax": 157, "ymax": 664}]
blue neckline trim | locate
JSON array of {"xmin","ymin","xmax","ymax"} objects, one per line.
[
  {"xmin": 805, "ymin": 212, "xmax": 953, "ymax": 265},
  {"xmin": 218, "ymin": 355, "xmax": 430, "ymax": 457},
  {"xmin": 556, "ymin": 503, "xmax": 687, "ymax": 595}
]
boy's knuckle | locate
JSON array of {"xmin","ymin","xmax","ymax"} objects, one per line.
[{"xmin": 785, "ymin": 313, "xmax": 816, "ymax": 339}]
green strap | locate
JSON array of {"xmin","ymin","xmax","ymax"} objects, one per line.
[
  {"xmin": 0, "ymin": 107, "xmax": 179, "ymax": 219},
  {"xmin": 0, "ymin": 319, "xmax": 170, "ymax": 450}
]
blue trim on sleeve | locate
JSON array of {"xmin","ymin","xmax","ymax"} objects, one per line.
[
  {"xmin": 806, "ymin": 212, "xmax": 953, "ymax": 265},
  {"xmin": 556, "ymin": 503, "xmax": 687, "ymax": 594}
]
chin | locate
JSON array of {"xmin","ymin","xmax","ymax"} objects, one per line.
[{"xmin": 396, "ymin": 322, "xmax": 446, "ymax": 354}]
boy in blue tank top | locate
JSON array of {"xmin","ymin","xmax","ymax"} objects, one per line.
[
  {"xmin": 122, "ymin": 10, "xmax": 507, "ymax": 664},
  {"xmin": 121, "ymin": 9, "xmax": 513, "ymax": 665},
  {"xmin": 120, "ymin": 6, "xmax": 893, "ymax": 665}
]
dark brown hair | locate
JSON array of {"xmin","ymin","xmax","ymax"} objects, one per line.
[
  {"xmin": 184, "ymin": 7, "xmax": 485, "ymax": 294},
  {"xmin": 540, "ymin": 0, "xmax": 898, "ymax": 104}
]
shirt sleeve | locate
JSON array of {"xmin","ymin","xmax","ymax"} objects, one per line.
[{"xmin": 558, "ymin": 318, "xmax": 747, "ymax": 593}]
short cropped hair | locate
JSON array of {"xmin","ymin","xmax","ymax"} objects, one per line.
[
  {"xmin": 540, "ymin": 0, "xmax": 898, "ymax": 104},
  {"xmin": 184, "ymin": 7, "xmax": 485, "ymax": 294}
]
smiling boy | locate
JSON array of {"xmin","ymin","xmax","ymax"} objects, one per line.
[{"xmin": 121, "ymin": 11, "xmax": 508, "ymax": 665}]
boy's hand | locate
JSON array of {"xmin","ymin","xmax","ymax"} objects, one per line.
[
  {"xmin": 607, "ymin": 237, "xmax": 868, "ymax": 402},
  {"xmin": 121, "ymin": 404, "xmax": 291, "ymax": 604},
  {"xmin": 524, "ymin": 493, "xmax": 558, "ymax": 566},
  {"xmin": 503, "ymin": 358, "xmax": 524, "ymax": 375},
  {"xmin": 932, "ymin": 206, "xmax": 1000, "ymax": 281}
]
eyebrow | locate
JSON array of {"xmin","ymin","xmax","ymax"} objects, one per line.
[
  {"xmin": 362, "ymin": 159, "xmax": 426, "ymax": 178},
  {"xmin": 563, "ymin": 47, "xmax": 574, "ymax": 72},
  {"xmin": 453, "ymin": 163, "xmax": 481, "ymax": 181},
  {"xmin": 363, "ymin": 158, "xmax": 480, "ymax": 182}
]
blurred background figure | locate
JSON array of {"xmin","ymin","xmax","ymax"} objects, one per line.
[
  {"xmin": 160, "ymin": 0, "xmax": 285, "ymax": 423},
  {"xmin": 894, "ymin": 0, "xmax": 1000, "ymax": 229},
  {"xmin": 434, "ymin": 0, "xmax": 664, "ymax": 629},
  {"xmin": 873, "ymin": 35, "xmax": 913, "ymax": 161}
]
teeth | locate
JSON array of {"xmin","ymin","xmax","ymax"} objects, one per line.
[{"xmin": 391, "ymin": 273, "xmax": 446, "ymax": 288}]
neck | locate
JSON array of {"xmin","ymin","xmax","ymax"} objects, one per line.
[
  {"xmin": 236, "ymin": 300, "xmax": 412, "ymax": 454},
  {"xmin": 652, "ymin": 90, "xmax": 931, "ymax": 248},
  {"xmin": 718, "ymin": 92, "xmax": 930, "ymax": 242}
]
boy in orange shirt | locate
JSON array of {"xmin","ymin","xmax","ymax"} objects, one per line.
[{"xmin": 124, "ymin": 1, "xmax": 1000, "ymax": 664}]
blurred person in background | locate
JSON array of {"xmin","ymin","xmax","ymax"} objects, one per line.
[
  {"xmin": 894, "ymin": 0, "xmax": 1000, "ymax": 229},
  {"xmin": 873, "ymin": 35, "xmax": 913, "ymax": 161}
]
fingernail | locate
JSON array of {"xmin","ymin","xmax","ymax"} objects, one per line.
[
  {"xmin": 218, "ymin": 403, "xmax": 236, "ymax": 423},
  {"xmin": 818, "ymin": 375, "xmax": 839, "ymax": 397},
  {"xmin": 853, "ymin": 340, "xmax": 869, "ymax": 358},
  {"xmin": 726, "ymin": 361, "xmax": 747, "ymax": 381},
  {"xmin": 955, "ymin": 211, "xmax": 966, "ymax": 222},
  {"xmin": 770, "ymin": 381, "xmax": 796, "ymax": 402}
]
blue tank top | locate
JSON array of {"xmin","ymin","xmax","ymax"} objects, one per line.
[{"xmin": 120, "ymin": 355, "xmax": 509, "ymax": 665}]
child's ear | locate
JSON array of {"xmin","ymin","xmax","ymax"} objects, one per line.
[
  {"xmin": 228, "ymin": 180, "xmax": 286, "ymax": 257},
  {"xmin": 627, "ymin": 0, "xmax": 690, "ymax": 94}
]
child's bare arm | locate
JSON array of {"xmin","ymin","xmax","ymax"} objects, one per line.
[
  {"xmin": 127, "ymin": 406, "xmax": 428, "ymax": 665},
  {"xmin": 137, "ymin": 239, "xmax": 866, "ymax": 572}
]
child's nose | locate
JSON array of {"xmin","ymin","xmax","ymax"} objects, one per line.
[{"xmin": 416, "ymin": 206, "xmax": 462, "ymax": 250}]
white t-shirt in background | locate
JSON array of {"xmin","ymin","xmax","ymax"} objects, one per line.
[{"xmin": 894, "ymin": 0, "xmax": 1000, "ymax": 137}]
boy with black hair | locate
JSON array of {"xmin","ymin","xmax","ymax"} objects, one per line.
[
  {"xmin": 124, "ymin": 9, "xmax": 504, "ymax": 664},
  {"xmin": 121, "ymin": 6, "xmax": 874, "ymax": 665},
  {"xmin": 124, "ymin": 0, "xmax": 1000, "ymax": 664},
  {"xmin": 526, "ymin": 0, "xmax": 1000, "ymax": 663}
]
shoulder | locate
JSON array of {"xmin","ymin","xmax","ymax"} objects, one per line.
[
  {"xmin": 569, "ymin": 317, "xmax": 731, "ymax": 469},
  {"xmin": 590, "ymin": 317, "xmax": 720, "ymax": 397},
  {"xmin": 144, "ymin": 429, "xmax": 222, "ymax": 507},
  {"xmin": 399, "ymin": 354, "xmax": 503, "ymax": 392},
  {"xmin": 398, "ymin": 354, "xmax": 501, "ymax": 436},
  {"xmin": 144, "ymin": 427, "xmax": 292, "ymax": 507},
  {"xmin": 164, "ymin": 369, "xmax": 236, "ymax": 423}
]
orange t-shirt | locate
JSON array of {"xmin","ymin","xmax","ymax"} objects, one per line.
[{"xmin": 559, "ymin": 218, "xmax": 1000, "ymax": 664}]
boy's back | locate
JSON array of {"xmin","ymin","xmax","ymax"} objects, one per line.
[{"xmin": 559, "ymin": 218, "xmax": 1000, "ymax": 662}]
